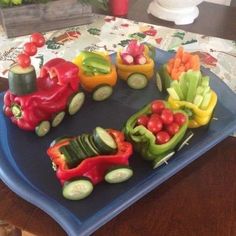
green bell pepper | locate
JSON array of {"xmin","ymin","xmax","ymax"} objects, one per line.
[{"xmin": 124, "ymin": 101, "xmax": 189, "ymax": 167}]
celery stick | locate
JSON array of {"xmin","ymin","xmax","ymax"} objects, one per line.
[
  {"xmin": 179, "ymin": 73, "xmax": 188, "ymax": 100},
  {"xmin": 167, "ymin": 87, "xmax": 180, "ymax": 100},
  {"xmin": 193, "ymin": 94, "xmax": 203, "ymax": 107},
  {"xmin": 186, "ymin": 71, "xmax": 201, "ymax": 103},
  {"xmin": 171, "ymin": 80, "xmax": 184, "ymax": 100},
  {"xmin": 196, "ymin": 86, "xmax": 204, "ymax": 95},
  {"xmin": 200, "ymin": 92, "xmax": 211, "ymax": 109},
  {"xmin": 201, "ymin": 76, "xmax": 210, "ymax": 87},
  {"xmin": 202, "ymin": 86, "xmax": 210, "ymax": 96}
]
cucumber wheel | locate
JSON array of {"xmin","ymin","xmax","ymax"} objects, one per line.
[
  {"xmin": 92, "ymin": 85, "xmax": 113, "ymax": 101},
  {"xmin": 105, "ymin": 166, "xmax": 133, "ymax": 184},
  {"xmin": 67, "ymin": 92, "xmax": 85, "ymax": 115},
  {"xmin": 35, "ymin": 120, "xmax": 51, "ymax": 137},
  {"xmin": 152, "ymin": 151, "xmax": 175, "ymax": 169},
  {"xmin": 156, "ymin": 72, "xmax": 163, "ymax": 92},
  {"xmin": 62, "ymin": 177, "xmax": 94, "ymax": 200},
  {"xmin": 127, "ymin": 73, "xmax": 148, "ymax": 89},
  {"xmin": 51, "ymin": 111, "xmax": 66, "ymax": 127}
]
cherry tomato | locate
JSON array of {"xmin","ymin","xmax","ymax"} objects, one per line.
[
  {"xmin": 156, "ymin": 131, "xmax": 171, "ymax": 144},
  {"xmin": 174, "ymin": 112, "xmax": 187, "ymax": 126},
  {"xmin": 16, "ymin": 53, "xmax": 31, "ymax": 68},
  {"xmin": 150, "ymin": 113, "xmax": 161, "ymax": 120},
  {"xmin": 151, "ymin": 100, "xmax": 165, "ymax": 114},
  {"xmin": 23, "ymin": 42, "xmax": 37, "ymax": 56},
  {"xmin": 166, "ymin": 122, "xmax": 180, "ymax": 136},
  {"xmin": 137, "ymin": 115, "xmax": 149, "ymax": 127},
  {"xmin": 30, "ymin": 32, "xmax": 45, "ymax": 47},
  {"xmin": 147, "ymin": 117, "xmax": 163, "ymax": 134},
  {"xmin": 161, "ymin": 108, "xmax": 174, "ymax": 125}
]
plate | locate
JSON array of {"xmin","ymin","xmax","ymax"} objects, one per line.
[{"xmin": 1, "ymin": 48, "xmax": 236, "ymax": 236}]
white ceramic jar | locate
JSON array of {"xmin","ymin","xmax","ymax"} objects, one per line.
[{"xmin": 147, "ymin": 0, "xmax": 204, "ymax": 25}]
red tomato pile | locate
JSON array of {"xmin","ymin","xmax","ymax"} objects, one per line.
[
  {"xmin": 136, "ymin": 100, "xmax": 187, "ymax": 144},
  {"xmin": 17, "ymin": 32, "xmax": 46, "ymax": 68}
]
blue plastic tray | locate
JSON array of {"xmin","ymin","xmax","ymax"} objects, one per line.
[{"xmin": 1, "ymin": 49, "xmax": 236, "ymax": 236}]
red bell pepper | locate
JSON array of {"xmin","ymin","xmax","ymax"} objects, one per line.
[
  {"xmin": 3, "ymin": 58, "xmax": 80, "ymax": 131},
  {"xmin": 47, "ymin": 129, "xmax": 133, "ymax": 185}
]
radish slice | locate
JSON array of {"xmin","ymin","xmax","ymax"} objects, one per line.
[
  {"xmin": 134, "ymin": 54, "xmax": 147, "ymax": 65},
  {"xmin": 121, "ymin": 53, "xmax": 134, "ymax": 65}
]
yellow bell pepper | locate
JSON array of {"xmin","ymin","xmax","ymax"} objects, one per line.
[
  {"xmin": 168, "ymin": 90, "xmax": 218, "ymax": 128},
  {"xmin": 116, "ymin": 46, "xmax": 155, "ymax": 81},
  {"xmin": 73, "ymin": 52, "xmax": 117, "ymax": 92}
]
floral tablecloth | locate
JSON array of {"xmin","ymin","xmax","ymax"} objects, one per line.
[{"xmin": 0, "ymin": 14, "xmax": 235, "ymax": 133}]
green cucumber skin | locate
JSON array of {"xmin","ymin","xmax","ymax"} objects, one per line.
[
  {"xmin": 93, "ymin": 127, "xmax": 117, "ymax": 154},
  {"xmin": 8, "ymin": 67, "xmax": 37, "ymax": 96}
]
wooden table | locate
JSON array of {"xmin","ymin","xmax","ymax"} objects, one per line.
[{"xmin": 1, "ymin": 1, "xmax": 236, "ymax": 235}]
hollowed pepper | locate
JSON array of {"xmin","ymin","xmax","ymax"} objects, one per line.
[
  {"xmin": 47, "ymin": 129, "xmax": 133, "ymax": 185},
  {"xmin": 168, "ymin": 90, "xmax": 217, "ymax": 128},
  {"xmin": 124, "ymin": 102, "xmax": 188, "ymax": 163}
]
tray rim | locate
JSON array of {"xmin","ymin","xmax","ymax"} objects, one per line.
[{"xmin": 1, "ymin": 48, "xmax": 236, "ymax": 236}]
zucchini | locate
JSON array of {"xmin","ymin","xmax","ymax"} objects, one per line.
[
  {"xmin": 62, "ymin": 177, "xmax": 94, "ymax": 200},
  {"xmin": 35, "ymin": 120, "xmax": 50, "ymax": 137},
  {"xmin": 92, "ymin": 85, "xmax": 113, "ymax": 101},
  {"xmin": 70, "ymin": 137, "xmax": 88, "ymax": 160},
  {"xmin": 105, "ymin": 166, "xmax": 133, "ymax": 184},
  {"xmin": 8, "ymin": 64, "xmax": 37, "ymax": 95},
  {"xmin": 80, "ymin": 134, "xmax": 100, "ymax": 157},
  {"xmin": 93, "ymin": 127, "xmax": 117, "ymax": 154},
  {"xmin": 127, "ymin": 73, "xmax": 148, "ymax": 89},
  {"xmin": 67, "ymin": 92, "xmax": 85, "ymax": 115}
]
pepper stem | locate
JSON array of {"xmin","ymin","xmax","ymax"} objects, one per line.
[{"xmin": 11, "ymin": 104, "xmax": 22, "ymax": 119}]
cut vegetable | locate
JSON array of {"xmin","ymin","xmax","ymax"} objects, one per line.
[
  {"xmin": 167, "ymin": 87, "xmax": 180, "ymax": 101},
  {"xmin": 105, "ymin": 166, "xmax": 133, "ymax": 183},
  {"xmin": 83, "ymin": 57, "xmax": 111, "ymax": 74},
  {"xmin": 134, "ymin": 54, "xmax": 147, "ymax": 65},
  {"xmin": 93, "ymin": 127, "xmax": 117, "ymax": 154},
  {"xmin": 62, "ymin": 177, "xmax": 94, "ymax": 200},
  {"xmin": 127, "ymin": 73, "xmax": 148, "ymax": 89},
  {"xmin": 8, "ymin": 64, "xmax": 37, "ymax": 96},
  {"xmin": 120, "ymin": 52, "xmax": 134, "ymax": 65},
  {"xmin": 51, "ymin": 111, "xmax": 66, "ymax": 127},
  {"xmin": 92, "ymin": 85, "xmax": 113, "ymax": 101},
  {"xmin": 156, "ymin": 72, "xmax": 163, "ymax": 92},
  {"xmin": 185, "ymin": 70, "xmax": 201, "ymax": 102},
  {"xmin": 67, "ymin": 92, "xmax": 85, "ymax": 115},
  {"xmin": 35, "ymin": 120, "xmax": 50, "ymax": 137}
]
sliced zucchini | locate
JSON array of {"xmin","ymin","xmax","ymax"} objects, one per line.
[
  {"xmin": 8, "ymin": 64, "xmax": 37, "ymax": 96},
  {"xmin": 62, "ymin": 177, "xmax": 94, "ymax": 200},
  {"xmin": 81, "ymin": 134, "xmax": 100, "ymax": 157},
  {"xmin": 50, "ymin": 136, "xmax": 72, "ymax": 147},
  {"xmin": 152, "ymin": 151, "xmax": 175, "ymax": 169},
  {"xmin": 92, "ymin": 85, "xmax": 113, "ymax": 101},
  {"xmin": 51, "ymin": 111, "xmax": 66, "ymax": 127},
  {"xmin": 71, "ymin": 137, "xmax": 88, "ymax": 160},
  {"xmin": 93, "ymin": 127, "xmax": 117, "ymax": 154},
  {"xmin": 156, "ymin": 72, "xmax": 163, "ymax": 92},
  {"xmin": 35, "ymin": 120, "xmax": 51, "ymax": 137},
  {"xmin": 127, "ymin": 73, "xmax": 148, "ymax": 89},
  {"xmin": 67, "ymin": 92, "xmax": 85, "ymax": 115},
  {"xmin": 105, "ymin": 166, "xmax": 133, "ymax": 184}
]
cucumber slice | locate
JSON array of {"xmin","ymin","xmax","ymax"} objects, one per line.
[
  {"xmin": 93, "ymin": 127, "xmax": 117, "ymax": 154},
  {"xmin": 92, "ymin": 85, "xmax": 113, "ymax": 101},
  {"xmin": 83, "ymin": 57, "xmax": 111, "ymax": 74},
  {"xmin": 67, "ymin": 92, "xmax": 85, "ymax": 115},
  {"xmin": 156, "ymin": 72, "xmax": 163, "ymax": 92},
  {"xmin": 105, "ymin": 166, "xmax": 133, "ymax": 184},
  {"xmin": 51, "ymin": 111, "xmax": 66, "ymax": 127},
  {"xmin": 81, "ymin": 134, "xmax": 100, "ymax": 156},
  {"xmin": 127, "ymin": 73, "xmax": 148, "ymax": 89},
  {"xmin": 59, "ymin": 145, "xmax": 80, "ymax": 168},
  {"xmin": 50, "ymin": 136, "xmax": 72, "ymax": 147},
  {"xmin": 62, "ymin": 177, "xmax": 94, "ymax": 200},
  {"xmin": 35, "ymin": 121, "xmax": 50, "ymax": 137},
  {"xmin": 152, "ymin": 151, "xmax": 175, "ymax": 169},
  {"xmin": 8, "ymin": 65, "xmax": 37, "ymax": 96}
]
